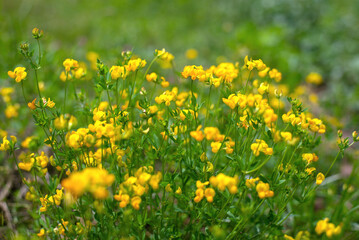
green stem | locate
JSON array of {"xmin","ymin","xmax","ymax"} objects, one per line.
[
  {"xmin": 11, "ymin": 150, "xmax": 27, "ymax": 186},
  {"xmin": 325, "ymin": 150, "xmax": 342, "ymax": 177},
  {"xmin": 34, "ymin": 69, "xmax": 42, "ymax": 100},
  {"xmin": 243, "ymin": 70, "xmax": 252, "ymax": 93},
  {"xmin": 21, "ymin": 81, "xmax": 28, "ymax": 103},
  {"xmin": 227, "ymin": 199, "xmax": 264, "ymax": 239},
  {"xmin": 143, "ymin": 56, "xmax": 159, "ymax": 81},
  {"xmin": 204, "ymin": 85, "xmax": 213, "ymax": 128},
  {"xmin": 128, "ymin": 71, "xmax": 138, "ymax": 109},
  {"xmin": 116, "ymin": 79, "xmax": 119, "ymax": 106},
  {"xmin": 36, "ymin": 39, "xmax": 42, "ymax": 66},
  {"xmin": 63, "ymin": 73, "xmax": 68, "ymax": 113},
  {"xmin": 72, "ymin": 81, "xmax": 78, "ymax": 100}
]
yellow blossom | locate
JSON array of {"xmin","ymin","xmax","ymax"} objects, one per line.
[
  {"xmin": 63, "ymin": 58, "xmax": 79, "ymax": 72},
  {"xmin": 269, "ymin": 68, "xmax": 282, "ymax": 82},
  {"xmin": 5, "ymin": 104, "xmax": 20, "ymax": 118},
  {"xmin": 8, "ymin": 67, "xmax": 27, "ymax": 83},
  {"xmin": 175, "ymin": 187, "xmax": 182, "ymax": 194},
  {"xmin": 146, "ymin": 72, "xmax": 158, "ymax": 82},
  {"xmin": 61, "ymin": 168, "xmax": 115, "ymax": 199},
  {"xmin": 306, "ymin": 72, "xmax": 323, "ymax": 85},
  {"xmin": 186, "ymin": 49, "xmax": 198, "ymax": 59},
  {"xmin": 256, "ymin": 181, "xmax": 274, "ymax": 199},
  {"xmin": 316, "ymin": 172, "xmax": 325, "ymax": 185},
  {"xmin": 204, "ymin": 188, "xmax": 215, "ymax": 202},
  {"xmin": 110, "ymin": 65, "xmax": 125, "ymax": 79},
  {"xmin": 37, "ymin": 229, "xmax": 45, "ymax": 237}
]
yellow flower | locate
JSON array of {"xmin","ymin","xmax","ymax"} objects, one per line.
[
  {"xmin": 63, "ymin": 58, "xmax": 79, "ymax": 72},
  {"xmin": 258, "ymin": 67, "xmax": 270, "ymax": 78},
  {"xmin": 250, "ymin": 139, "xmax": 273, "ymax": 157},
  {"xmin": 269, "ymin": 68, "xmax": 282, "ymax": 82},
  {"xmin": 194, "ymin": 188, "xmax": 204, "ymax": 203},
  {"xmin": 256, "ymin": 181, "xmax": 274, "ymax": 199},
  {"xmin": 204, "ymin": 188, "xmax": 215, "ymax": 202},
  {"xmin": 5, "ymin": 104, "xmax": 20, "ymax": 118},
  {"xmin": 18, "ymin": 153, "xmax": 35, "ymax": 171},
  {"xmin": 57, "ymin": 219, "xmax": 69, "ymax": 235},
  {"xmin": 149, "ymin": 172, "xmax": 162, "ymax": 190},
  {"xmin": 316, "ymin": 172, "xmax": 325, "ymax": 185},
  {"xmin": 61, "ymin": 168, "xmax": 115, "ymax": 199},
  {"xmin": 211, "ymin": 141, "xmax": 222, "ymax": 153},
  {"xmin": 131, "ymin": 196, "xmax": 142, "ymax": 210},
  {"xmin": 114, "ymin": 192, "xmax": 130, "ymax": 208},
  {"xmin": 42, "ymin": 98, "xmax": 55, "ymax": 108},
  {"xmin": 280, "ymin": 132, "xmax": 293, "ymax": 142},
  {"xmin": 165, "ymin": 183, "xmax": 173, "ymax": 192},
  {"xmin": 86, "ymin": 51, "xmax": 99, "ymax": 70},
  {"xmin": 0, "ymin": 136, "xmax": 16, "ymax": 151},
  {"xmin": 74, "ymin": 67, "xmax": 86, "ymax": 79},
  {"xmin": 28, "ymin": 98, "xmax": 37, "ymax": 110},
  {"xmin": 146, "ymin": 72, "xmax": 158, "ymax": 82},
  {"xmin": 302, "ymin": 153, "xmax": 319, "ymax": 164},
  {"xmin": 59, "ymin": 71, "xmax": 71, "ymax": 82},
  {"xmin": 0, "ymin": 87, "xmax": 14, "ymax": 103},
  {"xmin": 0, "ymin": 136, "xmax": 9, "ymax": 151},
  {"xmin": 245, "ymin": 177, "xmax": 259, "ymax": 188},
  {"xmin": 244, "ymin": 56, "xmax": 256, "ymax": 71},
  {"xmin": 186, "ymin": 49, "xmax": 198, "ymax": 59},
  {"xmin": 315, "ymin": 218, "xmax": 341, "ymax": 237},
  {"xmin": 160, "ymin": 77, "xmax": 170, "ymax": 88},
  {"xmin": 305, "ymin": 167, "xmax": 316, "ymax": 175},
  {"xmin": 203, "ymin": 161, "xmax": 214, "ymax": 173},
  {"xmin": 190, "ymin": 125, "xmax": 205, "ymax": 142},
  {"xmin": 156, "ymin": 48, "xmax": 174, "ymax": 62},
  {"xmin": 8, "ymin": 67, "xmax": 27, "ymax": 83},
  {"xmin": 125, "ymin": 58, "xmax": 147, "ymax": 72},
  {"xmin": 306, "ymin": 72, "xmax": 323, "ymax": 85},
  {"xmin": 37, "ymin": 228, "xmax": 45, "ymax": 237},
  {"xmin": 196, "ymin": 180, "xmax": 209, "ymax": 189},
  {"xmin": 110, "ymin": 65, "xmax": 125, "ymax": 79},
  {"xmin": 0, "ymin": 130, "xmax": 7, "ymax": 139},
  {"xmin": 284, "ymin": 234, "xmax": 294, "ymax": 240},
  {"xmin": 284, "ymin": 231, "xmax": 310, "ymax": 240},
  {"xmin": 175, "ymin": 187, "xmax": 182, "ymax": 194},
  {"xmin": 209, "ymin": 173, "xmax": 238, "ymax": 193},
  {"xmin": 315, "ymin": 218, "xmax": 328, "ymax": 235},
  {"xmin": 258, "ymin": 82, "xmax": 269, "ymax": 95}
]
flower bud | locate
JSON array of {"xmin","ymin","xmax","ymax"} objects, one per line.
[
  {"xmin": 353, "ymin": 131, "xmax": 358, "ymax": 141},
  {"xmin": 20, "ymin": 43, "xmax": 29, "ymax": 51},
  {"xmin": 274, "ymin": 89, "xmax": 282, "ymax": 98},
  {"xmin": 337, "ymin": 130, "xmax": 343, "ymax": 138},
  {"xmin": 32, "ymin": 28, "xmax": 43, "ymax": 39}
]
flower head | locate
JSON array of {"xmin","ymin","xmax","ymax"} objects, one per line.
[{"xmin": 8, "ymin": 67, "xmax": 27, "ymax": 83}]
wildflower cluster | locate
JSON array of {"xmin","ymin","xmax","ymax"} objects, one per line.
[
  {"xmin": 2, "ymin": 29, "xmax": 358, "ymax": 239},
  {"xmin": 114, "ymin": 167, "xmax": 162, "ymax": 210},
  {"xmin": 315, "ymin": 218, "xmax": 342, "ymax": 238}
]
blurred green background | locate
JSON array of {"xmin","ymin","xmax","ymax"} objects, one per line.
[{"xmin": 1, "ymin": 0, "xmax": 359, "ymax": 126}]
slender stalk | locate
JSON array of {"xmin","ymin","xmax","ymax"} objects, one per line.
[
  {"xmin": 204, "ymin": 84, "xmax": 213, "ymax": 127},
  {"xmin": 325, "ymin": 150, "xmax": 342, "ymax": 177},
  {"xmin": 21, "ymin": 81, "xmax": 28, "ymax": 103},
  {"xmin": 34, "ymin": 69, "xmax": 42, "ymax": 100},
  {"xmin": 115, "ymin": 79, "xmax": 119, "ymax": 106},
  {"xmin": 128, "ymin": 71, "xmax": 138, "ymax": 109},
  {"xmin": 36, "ymin": 39, "xmax": 42, "ymax": 66},
  {"xmin": 63, "ymin": 72, "xmax": 69, "ymax": 112},
  {"xmin": 243, "ymin": 70, "xmax": 252, "ymax": 93},
  {"xmin": 143, "ymin": 56, "xmax": 159, "ymax": 81},
  {"xmin": 72, "ymin": 81, "xmax": 78, "ymax": 100}
]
